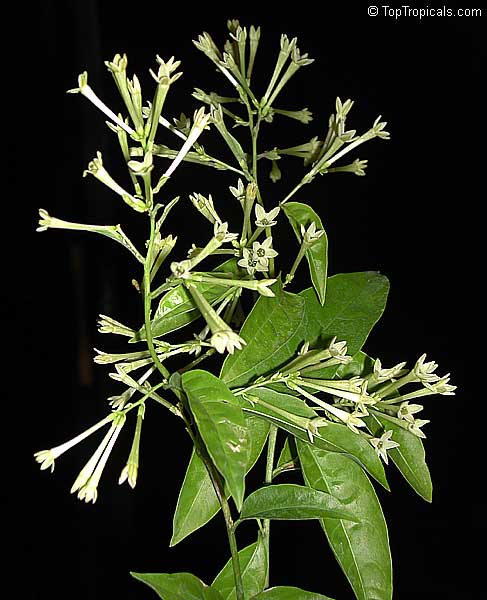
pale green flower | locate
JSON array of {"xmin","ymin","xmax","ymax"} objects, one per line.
[
  {"xmin": 255, "ymin": 204, "xmax": 280, "ymax": 228},
  {"xmin": 370, "ymin": 430, "xmax": 400, "ymax": 464},
  {"xmin": 210, "ymin": 330, "xmax": 246, "ymax": 354},
  {"xmin": 238, "ymin": 248, "xmax": 268, "ymax": 275},
  {"xmin": 407, "ymin": 418, "xmax": 430, "ymax": 439},
  {"xmin": 252, "ymin": 237, "xmax": 278, "ymax": 268},
  {"xmin": 398, "ymin": 401, "xmax": 423, "ymax": 423},
  {"xmin": 300, "ymin": 222, "xmax": 325, "ymax": 245}
]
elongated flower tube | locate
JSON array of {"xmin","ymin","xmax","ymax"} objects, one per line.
[
  {"xmin": 68, "ymin": 71, "xmax": 134, "ymax": 136},
  {"xmin": 185, "ymin": 282, "xmax": 246, "ymax": 354},
  {"xmin": 119, "ymin": 404, "xmax": 145, "ymax": 489},
  {"xmin": 36, "ymin": 209, "xmax": 144, "ymax": 263},
  {"xmin": 83, "ymin": 152, "xmax": 147, "ymax": 212},
  {"xmin": 72, "ymin": 413, "xmax": 126, "ymax": 503},
  {"xmin": 34, "ymin": 415, "xmax": 114, "ymax": 473},
  {"xmin": 162, "ymin": 108, "xmax": 210, "ymax": 179}
]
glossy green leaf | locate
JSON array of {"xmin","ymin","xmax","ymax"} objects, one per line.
[
  {"xmin": 251, "ymin": 587, "xmax": 335, "ymax": 600},
  {"xmin": 222, "ymin": 273, "xmax": 388, "ymax": 388},
  {"xmin": 171, "ymin": 415, "xmax": 269, "ymax": 546},
  {"xmin": 221, "ymin": 284, "xmax": 306, "ymax": 388},
  {"xmin": 297, "ymin": 441, "xmax": 392, "ymax": 600},
  {"xmin": 182, "ymin": 370, "xmax": 249, "ymax": 511},
  {"xmin": 212, "ymin": 535, "xmax": 267, "ymax": 600},
  {"xmin": 366, "ymin": 412, "xmax": 432, "ymax": 502},
  {"xmin": 284, "ymin": 201, "xmax": 328, "ymax": 305},
  {"xmin": 131, "ymin": 572, "xmax": 223, "ymax": 600},
  {"xmin": 133, "ymin": 260, "xmax": 238, "ymax": 341},
  {"xmin": 299, "ymin": 272, "xmax": 389, "ymax": 378},
  {"xmin": 240, "ymin": 483, "xmax": 358, "ymax": 521},
  {"xmin": 245, "ymin": 388, "xmax": 388, "ymax": 489}
]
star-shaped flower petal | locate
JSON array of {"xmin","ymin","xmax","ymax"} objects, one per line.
[
  {"xmin": 255, "ymin": 204, "xmax": 280, "ymax": 227},
  {"xmin": 370, "ymin": 430, "xmax": 400, "ymax": 464}
]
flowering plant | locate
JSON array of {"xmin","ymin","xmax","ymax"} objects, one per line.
[{"xmin": 35, "ymin": 20, "xmax": 454, "ymax": 600}]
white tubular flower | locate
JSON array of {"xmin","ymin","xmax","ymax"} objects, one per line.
[
  {"xmin": 370, "ymin": 430, "xmax": 400, "ymax": 464},
  {"xmin": 210, "ymin": 330, "xmax": 246, "ymax": 355},
  {"xmin": 301, "ymin": 222, "xmax": 325, "ymax": 245},
  {"xmin": 190, "ymin": 193, "xmax": 222, "ymax": 224},
  {"xmin": 255, "ymin": 279, "xmax": 277, "ymax": 297},
  {"xmin": 34, "ymin": 415, "xmax": 114, "ymax": 473},
  {"xmin": 328, "ymin": 337, "xmax": 351, "ymax": 363},
  {"xmin": 119, "ymin": 404, "xmax": 145, "ymax": 489},
  {"xmin": 252, "ymin": 237, "xmax": 278, "ymax": 268},
  {"xmin": 407, "ymin": 418, "xmax": 430, "ymax": 439},
  {"xmin": 372, "ymin": 115, "xmax": 390, "ymax": 140},
  {"xmin": 214, "ymin": 221, "xmax": 239, "ymax": 243},
  {"xmin": 83, "ymin": 152, "xmax": 147, "ymax": 212},
  {"xmin": 413, "ymin": 354, "xmax": 440, "ymax": 384},
  {"xmin": 238, "ymin": 248, "xmax": 268, "ymax": 275},
  {"xmin": 424, "ymin": 374, "xmax": 456, "ymax": 395},
  {"xmin": 67, "ymin": 71, "xmax": 134, "ymax": 135},
  {"xmin": 372, "ymin": 358, "xmax": 408, "ymax": 383},
  {"xmin": 72, "ymin": 414, "xmax": 126, "ymax": 503},
  {"xmin": 397, "ymin": 401, "xmax": 424, "ymax": 424},
  {"xmin": 229, "ymin": 179, "xmax": 246, "ymax": 203},
  {"xmin": 255, "ymin": 204, "xmax": 280, "ymax": 228},
  {"xmin": 163, "ymin": 107, "xmax": 210, "ymax": 178}
]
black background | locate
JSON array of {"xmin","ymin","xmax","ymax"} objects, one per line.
[{"xmin": 8, "ymin": 1, "xmax": 483, "ymax": 599}]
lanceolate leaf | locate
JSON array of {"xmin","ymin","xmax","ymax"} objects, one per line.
[
  {"xmin": 171, "ymin": 415, "xmax": 269, "ymax": 546},
  {"xmin": 212, "ymin": 535, "xmax": 267, "ymax": 600},
  {"xmin": 366, "ymin": 412, "xmax": 432, "ymax": 502},
  {"xmin": 299, "ymin": 272, "xmax": 389, "ymax": 378},
  {"xmin": 245, "ymin": 388, "xmax": 388, "ymax": 489},
  {"xmin": 239, "ymin": 483, "xmax": 358, "ymax": 522},
  {"xmin": 221, "ymin": 273, "xmax": 389, "ymax": 388},
  {"xmin": 251, "ymin": 587, "xmax": 335, "ymax": 600},
  {"xmin": 133, "ymin": 259, "xmax": 238, "ymax": 341},
  {"xmin": 182, "ymin": 370, "xmax": 249, "ymax": 511},
  {"xmin": 297, "ymin": 441, "xmax": 392, "ymax": 600},
  {"xmin": 284, "ymin": 201, "xmax": 328, "ymax": 305},
  {"xmin": 221, "ymin": 284, "xmax": 306, "ymax": 389},
  {"xmin": 131, "ymin": 572, "xmax": 223, "ymax": 600}
]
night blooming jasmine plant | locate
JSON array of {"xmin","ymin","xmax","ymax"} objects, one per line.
[{"xmin": 35, "ymin": 20, "xmax": 455, "ymax": 600}]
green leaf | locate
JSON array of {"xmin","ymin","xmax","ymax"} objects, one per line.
[
  {"xmin": 239, "ymin": 483, "xmax": 358, "ymax": 521},
  {"xmin": 182, "ymin": 370, "xmax": 249, "ymax": 511},
  {"xmin": 366, "ymin": 412, "xmax": 432, "ymax": 502},
  {"xmin": 300, "ymin": 272, "xmax": 389, "ymax": 377},
  {"xmin": 221, "ymin": 284, "xmax": 306, "ymax": 388},
  {"xmin": 297, "ymin": 441, "xmax": 392, "ymax": 600},
  {"xmin": 171, "ymin": 415, "xmax": 269, "ymax": 546},
  {"xmin": 222, "ymin": 273, "xmax": 388, "ymax": 388},
  {"xmin": 212, "ymin": 535, "xmax": 267, "ymax": 600},
  {"xmin": 133, "ymin": 259, "xmax": 238, "ymax": 341},
  {"xmin": 251, "ymin": 586, "xmax": 335, "ymax": 600},
  {"xmin": 131, "ymin": 572, "xmax": 223, "ymax": 600},
  {"xmin": 245, "ymin": 388, "xmax": 388, "ymax": 489},
  {"xmin": 284, "ymin": 201, "xmax": 328, "ymax": 305}
]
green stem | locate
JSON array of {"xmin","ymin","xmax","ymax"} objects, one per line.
[
  {"xmin": 185, "ymin": 420, "xmax": 244, "ymax": 600},
  {"xmin": 263, "ymin": 424, "xmax": 278, "ymax": 586},
  {"xmin": 280, "ymin": 180, "xmax": 306, "ymax": 206},
  {"xmin": 143, "ymin": 208, "xmax": 171, "ymax": 382}
]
